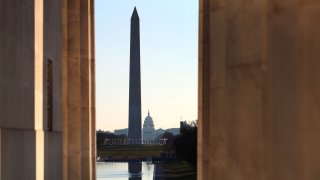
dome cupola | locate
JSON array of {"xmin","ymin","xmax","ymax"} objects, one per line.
[
  {"xmin": 143, "ymin": 110, "xmax": 154, "ymax": 127},
  {"xmin": 143, "ymin": 110, "xmax": 156, "ymax": 141}
]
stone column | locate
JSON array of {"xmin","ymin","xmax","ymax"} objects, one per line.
[
  {"xmin": 61, "ymin": 0, "xmax": 68, "ymax": 179},
  {"xmin": 199, "ymin": 0, "xmax": 320, "ymax": 179},
  {"xmin": 266, "ymin": 1, "xmax": 320, "ymax": 179},
  {"xmin": 89, "ymin": 0, "xmax": 97, "ymax": 179},
  {"xmin": 298, "ymin": 1, "xmax": 320, "ymax": 178},
  {"xmin": 67, "ymin": 0, "xmax": 82, "ymax": 179},
  {"xmin": 35, "ymin": 0, "xmax": 45, "ymax": 179},
  {"xmin": 80, "ymin": 0, "xmax": 93, "ymax": 178},
  {"xmin": 199, "ymin": 0, "xmax": 269, "ymax": 179}
]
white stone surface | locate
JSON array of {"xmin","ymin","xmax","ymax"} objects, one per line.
[{"xmin": 0, "ymin": 0, "xmax": 95, "ymax": 179}]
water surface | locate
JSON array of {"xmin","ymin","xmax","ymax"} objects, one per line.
[{"xmin": 97, "ymin": 161, "xmax": 155, "ymax": 180}]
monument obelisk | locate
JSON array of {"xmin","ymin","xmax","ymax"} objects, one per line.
[{"xmin": 128, "ymin": 7, "xmax": 142, "ymax": 144}]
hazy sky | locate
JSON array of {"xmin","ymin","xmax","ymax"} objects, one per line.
[{"xmin": 95, "ymin": 1, "xmax": 198, "ymax": 132}]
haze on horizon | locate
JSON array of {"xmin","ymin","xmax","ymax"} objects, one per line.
[{"xmin": 95, "ymin": 1, "xmax": 198, "ymax": 132}]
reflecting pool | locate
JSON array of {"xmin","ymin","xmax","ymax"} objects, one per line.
[{"xmin": 97, "ymin": 161, "xmax": 155, "ymax": 180}]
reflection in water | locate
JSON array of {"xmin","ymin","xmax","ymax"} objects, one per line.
[
  {"xmin": 129, "ymin": 161, "xmax": 142, "ymax": 180},
  {"xmin": 96, "ymin": 161, "xmax": 155, "ymax": 180}
]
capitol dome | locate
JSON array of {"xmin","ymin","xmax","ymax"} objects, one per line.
[
  {"xmin": 144, "ymin": 111, "xmax": 154, "ymax": 126},
  {"xmin": 143, "ymin": 110, "xmax": 156, "ymax": 142}
]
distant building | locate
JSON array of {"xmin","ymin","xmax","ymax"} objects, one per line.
[
  {"xmin": 113, "ymin": 116, "xmax": 180, "ymax": 140},
  {"xmin": 143, "ymin": 110, "xmax": 156, "ymax": 141},
  {"xmin": 114, "ymin": 128, "xmax": 128, "ymax": 136},
  {"xmin": 166, "ymin": 128, "xmax": 180, "ymax": 135},
  {"xmin": 155, "ymin": 128, "xmax": 166, "ymax": 137},
  {"xmin": 155, "ymin": 128, "xmax": 180, "ymax": 138}
]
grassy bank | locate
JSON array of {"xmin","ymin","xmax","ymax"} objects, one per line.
[
  {"xmin": 97, "ymin": 144, "xmax": 166, "ymax": 159},
  {"xmin": 159, "ymin": 161, "xmax": 196, "ymax": 180}
]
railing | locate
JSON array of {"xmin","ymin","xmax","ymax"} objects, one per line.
[{"xmin": 104, "ymin": 138, "xmax": 168, "ymax": 145}]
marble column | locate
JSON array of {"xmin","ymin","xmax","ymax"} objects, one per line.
[
  {"xmin": 66, "ymin": 0, "xmax": 82, "ymax": 179},
  {"xmin": 199, "ymin": 0, "xmax": 320, "ymax": 179}
]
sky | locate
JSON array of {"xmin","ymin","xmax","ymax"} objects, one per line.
[{"xmin": 95, "ymin": 1, "xmax": 198, "ymax": 132}]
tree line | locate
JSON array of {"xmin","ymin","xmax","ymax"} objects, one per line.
[{"xmin": 160, "ymin": 121, "xmax": 197, "ymax": 168}]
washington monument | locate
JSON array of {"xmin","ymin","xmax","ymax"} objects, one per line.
[{"xmin": 128, "ymin": 7, "xmax": 142, "ymax": 144}]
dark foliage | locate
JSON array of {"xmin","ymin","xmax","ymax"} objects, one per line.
[
  {"xmin": 96, "ymin": 131, "xmax": 127, "ymax": 146},
  {"xmin": 173, "ymin": 121, "xmax": 197, "ymax": 168},
  {"xmin": 160, "ymin": 131, "xmax": 175, "ymax": 147}
]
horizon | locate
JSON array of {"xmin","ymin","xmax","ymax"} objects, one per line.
[
  {"xmin": 95, "ymin": 1, "xmax": 198, "ymax": 131},
  {"xmin": 97, "ymin": 127, "xmax": 181, "ymax": 133}
]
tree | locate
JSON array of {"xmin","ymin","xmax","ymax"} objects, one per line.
[
  {"xmin": 173, "ymin": 121, "xmax": 197, "ymax": 167},
  {"xmin": 160, "ymin": 131, "xmax": 175, "ymax": 147},
  {"xmin": 96, "ymin": 131, "xmax": 128, "ymax": 146}
]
